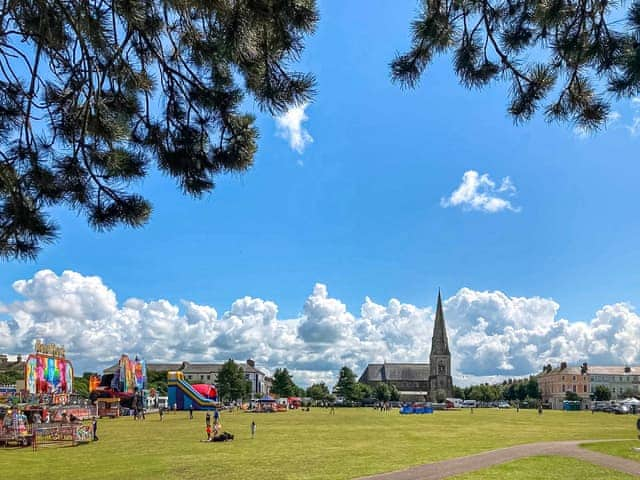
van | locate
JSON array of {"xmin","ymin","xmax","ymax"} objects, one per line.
[{"xmin": 462, "ymin": 400, "xmax": 477, "ymax": 408}]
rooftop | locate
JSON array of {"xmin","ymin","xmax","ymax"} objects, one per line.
[
  {"xmin": 359, "ymin": 363, "xmax": 430, "ymax": 382},
  {"xmin": 588, "ymin": 366, "xmax": 640, "ymax": 375}
]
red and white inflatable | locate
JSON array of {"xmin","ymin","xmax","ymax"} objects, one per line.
[{"xmin": 191, "ymin": 384, "xmax": 217, "ymax": 400}]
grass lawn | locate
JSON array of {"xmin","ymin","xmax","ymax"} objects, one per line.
[
  {"xmin": 582, "ymin": 439, "xmax": 640, "ymax": 461},
  {"xmin": 1, "ymin": 408, "xmax": 637, "ymax": 480},
  {"xmin": 450, "ymin": 456, "xmax": 637, "ymax": 480}
]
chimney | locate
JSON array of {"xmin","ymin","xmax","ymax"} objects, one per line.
[
  {"xmin": 560, "ymin": 362, "xmax": 567, "ymax": 370},
  {"xmin": 16, "ymin": 354, "xmax": 22, "ymax": 363},
  {"xmin": 624, "ymin": 365, "xmax": 631, "ymax": 373},
  {"xmin": 246, "ymin": 359, "xmax": 255, "ymax": 368}
]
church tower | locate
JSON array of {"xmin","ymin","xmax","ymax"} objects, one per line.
[{"xmin": 428, "ymin": 290, "xmax": 453, "ymax": 401}]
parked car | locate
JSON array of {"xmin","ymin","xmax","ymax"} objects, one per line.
[
  {"xmin": 461, "ymin": 400, "xmax": 477, "ymax": 408},
  {"xmin": 497, "ymin": 402, "xmax": 511, "ymax": 409},
  {"xmin": 614, "ymin": 404, "xmax": 630, "ymax": 414}
]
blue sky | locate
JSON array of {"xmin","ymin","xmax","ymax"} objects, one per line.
[{"xmin": 1, "ymin": 1, "xmax": 639, "ymax": 384}]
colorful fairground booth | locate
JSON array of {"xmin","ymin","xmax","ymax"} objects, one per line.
[
  {"xmin": 89, "ymin": 354, "xmax": 147, "ymax": 415},
  {"xmin": 96, "ymin": 398, "xmax": 121, "ymax": 418},
  {"xmin": 0, "ymin": 341, "xmax": 93, "ymax": 449},
  {"xmin": 254, "ymin": 395, "xmax": 286, "ymax": 412},
  {"xmin": 25, "ymin": 340, "xmax": 74, "ymax": 399}
]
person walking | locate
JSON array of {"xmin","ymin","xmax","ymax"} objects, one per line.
[
  {"xmin": 213, "ymin": 407, "xmax": 220, "ymax": 425},
  {"xmin": 92, "ymin": 417, "xmax": 99, "ymax": 441},
  {"xmin": 251, "ymin": 420, "xmax": 256, "ymax": 439},
  {"xmin": 189, "ymin": 406, "xmax": 193, "ymax": 420},
  {"xmin": 205, "ymin": 412, "xmax": 211, "ymax": 427},
  {"xmin": 159, "ymin": 407, "xmax": 164, "ymax": 421}
]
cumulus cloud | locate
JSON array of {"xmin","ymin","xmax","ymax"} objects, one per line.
[
  {"xmin": 440, "ymin": 170, "xmax": 520, "ymax": 213},
  {"xmin": 1, "ymin": 270, "xmax": 639, "ymax": 387},
  {"xmin": 275, "ymin": 103, "xmax": 313, "ymax": 154}
]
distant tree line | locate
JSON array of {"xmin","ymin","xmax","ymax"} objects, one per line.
[
  {"xmin": 328, "ymin": 366, "xmax": 543, "ymax": 405},
  {"xmin": 452, "ymin": 376, "xmax": 541, "ymax": 404}
]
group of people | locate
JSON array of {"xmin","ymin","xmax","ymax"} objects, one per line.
[{"xmin": 204, "ymin": 408, "xmax": 221, "ymax": 441}]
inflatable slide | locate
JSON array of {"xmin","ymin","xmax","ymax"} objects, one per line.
[{"xmin": 167, "ymin": 371, "xmax": 218, "ymax": 410}]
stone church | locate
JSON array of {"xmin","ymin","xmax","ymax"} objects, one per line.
[{"xmin": 359, "ymin": 291, "xmax": 453, "ymax": 402}]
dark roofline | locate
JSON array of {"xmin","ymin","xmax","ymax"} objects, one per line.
[{"xmin": 102, "ymin": 359, "xmax": 265, "ymax": 375}]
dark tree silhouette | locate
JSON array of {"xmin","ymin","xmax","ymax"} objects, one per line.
[
  {"xmin": 392, "ymin": 0, "xmax": 640, "ymax": 129},
  {"xmin": 0, "ymin": 0, "xmax": 318, "ymax": 259}
]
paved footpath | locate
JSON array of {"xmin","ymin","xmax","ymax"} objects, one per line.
[{"xmin": 358, "ymin": 440, "xmax": 640, "ymax": 480}]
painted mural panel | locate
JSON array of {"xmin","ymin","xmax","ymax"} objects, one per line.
[
  {"xmin": 111, "ymin": 355, "xmax": 146, "ymax": 393},
  {"xmin": 25, "ymin": 354, "xmax": 74, "ymax": 394}
]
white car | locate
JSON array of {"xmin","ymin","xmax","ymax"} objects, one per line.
[{"xmin": 497, "ymin": 402, "xmax": 511, "ymax": 409}]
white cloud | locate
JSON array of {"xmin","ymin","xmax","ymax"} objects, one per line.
[
  {"xmin": 275, "ymin": 103, "xmax": 313, "ymax": 154},
  {"xmin": 440, "ymin": 170, "xmax": 520, "ymax": 213},
  {"xmin": 2, "ymin": 270, "xmax": 639, "ymax": 387},
  {"xmin": 608, "ymin": 111, "xmax": 622, "ymax": 123}
]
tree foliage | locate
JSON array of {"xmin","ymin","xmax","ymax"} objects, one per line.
[
  {"xmin": 306, "ymin": 382, "xmax": 330, "ymax": 400},
  {"xmin": 593, "ymin": 384, "xmax": 611, "ymax": 401},
  {"xmin": 565, "ymin": 390, "xmax": 580, "ymax": 401},
  {"xmin": 351, "ymin": 382, "xmax": 372, "ymax": 402},
  {"xmin": 0, "ymin": 0, "xmax": 318, "ymax": 260},
  {"xmin": 0, "ymin": 370, "xmax": 22, "ymax": 384},
  {"xmin": 392, "ymin": 0, "xmax": 640, "ymax": 129},
  {"xmin": 147, "ymin": 369, "xmax": 168, "ymax": 396},
  {"xmin": 333, "ymin": 366, "xmax": 357, "ymax": 400},
  {"xmin": 73, "ymin": 375, "xmax": 89, "ymax": 398},
  {"xmin": 271, "ymin": 367, "xmax": 298, "ymax": 397},
  {"xmin": 216, "ymin": 359, "xmax": 251, "ymax": 402},
  {"xmin": 374, "ymin": 382, "xmax": 391, "ymax": 402}
]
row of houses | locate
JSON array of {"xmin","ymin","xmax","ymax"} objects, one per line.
[
  {"xmin": 104, "ymin": 359, "xmax": 272, "ymax": 399},
  {"xmin": 538, "ymin": 362, "xmax": 640, "ymax": 409}
]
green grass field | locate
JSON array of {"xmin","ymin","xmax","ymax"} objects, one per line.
[
  {"xmin": 2, "ymin": 408, "xmax": 638, "ymax": 480},
  {"xmin": 582, "ymin": 439, "xmax": 640, "ymax": 461},
  {"xmin": 451, "ymin": 456, "xmax": 637, "ymax": 480}
]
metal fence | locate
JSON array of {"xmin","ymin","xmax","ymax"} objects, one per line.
[
  {"xmin": 32, "ymin": 423, "xmax": 92, "ymax": 450},
  {"xmin": 0, "ymin": 423, "xmax": 92, "ymax": 450},
  {"xmin": 0, "ymin": 423, "xmax": 33, "ymax": 447}
]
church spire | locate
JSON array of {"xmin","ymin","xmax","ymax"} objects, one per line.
[{"xmin": 431, "ymin": 289, "xmax": 450, "ymax": 356}]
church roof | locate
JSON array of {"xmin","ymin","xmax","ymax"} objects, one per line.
[
  {"xmin": 359, "ymin": 363, "xmax": 430, "ymax": 383},
  {"xmin": 430, "ymin": 290, "xmax": 450, "ymax": 356}
]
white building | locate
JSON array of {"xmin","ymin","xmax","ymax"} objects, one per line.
[
  {"xmin": 589, "ymin": 366, "xmax": 640, "ymax": 399},
  {"xmin": 180, "ymin": 359, "xmax": 270, "ymax": 399}
]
